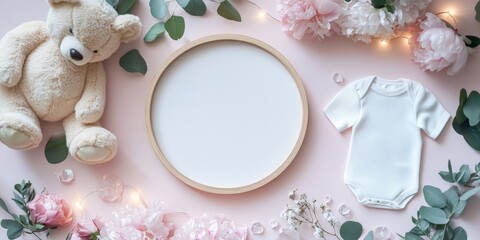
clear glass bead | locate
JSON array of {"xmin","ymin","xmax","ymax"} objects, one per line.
[{"xmin": 98, "ymin": 175, "xmax": 123, "ymax": 202}]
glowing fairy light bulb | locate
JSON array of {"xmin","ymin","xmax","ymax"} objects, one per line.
[
  {"xmin": 76, "ymin": 201, "xmax": 83, "ymax": 210},
  {"xmin": 131, "ymin": 191, "xmax": 140, "ymax": 203},
  {"xmin": 258, "ymin": 10, "xmax": 267, "ymax": 20},
  {"xmin": 448, "ymin": 9, "xmax": 455, "ymax": 16},
  {"xmin": 380, "ymin": 40, "xmax": 389, "ymax": 47}
]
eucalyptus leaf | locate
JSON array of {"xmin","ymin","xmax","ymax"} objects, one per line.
[
  {"xmin": 11, "ymin": 199, "xmax": 24, "ymax": 212},
  {"xmin": 364, "ymin": 231, "xmax": 374, "ymax": 240},
  {"xmin": 176, "ymin": 0, "xmax": 189, "ymax": 7},
  {"xmin": 432, "ymin": 229, "xmax": 445, "ymax": 240},
  {"xmin": 416, "ymin": 219, "xmax": 430, "ymax": 232},
  {"xmin": 119, "ymin": 49, "xmax": 147, "ymax": 75},
  {"xmin": 464, "ymin": 35, "xmax": 480, "ymax": 48},
  {"xmin": 408, "ymin": 227, "xmax": 424, "ymax": 236},
  {"xmin": 179, "ymin": 0, "xmax": 206, "ymax": 16},
  {"xmin": 452, "ymin": 117, "xmax": 466, "ymax": 135},
  {"xmin": 452, "ymin": 227, "xmax": 467, "ymax": 240},
  {"xmin": 459, "ymin": 187, "xmax": 480, "ymax": 201},
  {"xmin": 18, "ymin": 215, "xmax": 28, "ymax": 226},
  {"xmin": 452, "ymin": 200, "xmax": 467, "ymax": 218},
  {"xmin": 476, "ymin": 163, "xmax": 480, "ymax": 173},
  {"xmin": 444, "ymin": 186, "xmax": 459, "ymax": 211},
  {"xmin": 165, "ymin": 16, "xmax": 185, "ymax": 40},
  {"xmin": 45, "ymin": 134, "xmax": 68, "ymax": 164},
  {"xmin": 462, "ymin": 124, "xmax": 480, "ymax": 151},
  {"xmin": 424, "ymin": 185, "xmax": 447, "ymax": 208},
  {"xmin": 476, "ymin": 1, "xmax": 480, "ymax": 23},
  {"xmin": 458, "ymin": 165, "xmax": 471, "ymax": 185},
  {"xmin": 0, "ymin": 198, "xmax": 10, "ymax": 214},
  {"xmin": 150, "ymin": 0, "xmax": 169, "ymax": 20},
  {"xmin": 1, "ymin": 220, "xmax": 23, "ymax": 240},
  {"xmin": 106, "ymin": 0, "xmax": 119, "ymax": 8},
  {"xmin": 385, "ymin": 4, "xmax": 395, "ymax": 14},
  {"xmin": 463, "ymin": 91, "xmax": 480, "ymax": 126},
  {"xmin": 117, "ymin": 0, "xmax": 137, "ymax": 14},
  {"xmin": 419, "ymin": 206, "xmax": 449, "ymax": 225},
  {"xmin": 144, "ymin": 22, "xmax": 165, "ymax": 43},
  {"xmin": 439, "ymin": 171, "xmax": 454, "ymax": 183},
  {"xmin": 454, "ymin": 89, "xmax": 468, "ymax": 125},
  {"xmin": 340, "ymin": 221, "xmax": 363, "ymax": 240},
  {"xmin": 405, "ymin": 232, "xmax": 423, "ymax": 240},
  {"xmin": 217, "ymin": 0, "xmax": 241, "ymax": 22},
  {"xmin": 371, "ymin": 0, "xmax": 387, "ymax": 8}
]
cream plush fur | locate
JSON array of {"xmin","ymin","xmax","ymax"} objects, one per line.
[{"xmin": 0, "ymin": 0, "xmax": 141, "ymax": 164}]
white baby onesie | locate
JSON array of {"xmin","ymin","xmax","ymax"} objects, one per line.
[{"xmin": 324, "ymin": 76, "xmax": 450, "ymax": 209}]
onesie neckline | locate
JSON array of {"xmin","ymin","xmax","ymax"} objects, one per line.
[{"xmin": 369, "ymin": 77, "xmax": 409, "ymax": 97}]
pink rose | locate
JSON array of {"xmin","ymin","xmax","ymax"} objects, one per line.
[
  {"xmin": 409, "ymin": 13, "xmax": 469, "ymax": 76},
  {"xmin": 278, "ymin": 0, "xmax": 342, "ymax": 40},
  {"xmin": 26, "ymin": 192, "xmax": 73, "ymax": 228}
]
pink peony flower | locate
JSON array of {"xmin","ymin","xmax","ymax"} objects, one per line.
[
  {"xmin": 278, "ymin": 0, "xmax": 342, "ymax": 40},
  {"xmin": 99, "ymin": 202, "xmax": 171, "ymax": 240},
  {"xmin": 69, "ymin": 217, "xmax": 104, "ymax": 240},
  {"xmin": 26, "ymin": 192, "xmax": 73, "ymax": 228},
  {"xmin": 409, "ymin": 13, "xmax": 469, "ymax": 76},
  {"xmin": 171, "ymin": 214, "xmax": 247, "ymax": 240}
]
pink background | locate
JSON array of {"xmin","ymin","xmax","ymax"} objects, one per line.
[{"xmin": 1, "ymin": 0, "xmax": 480, "ymax": 239}]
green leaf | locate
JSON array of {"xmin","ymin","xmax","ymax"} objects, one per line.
[
  {"xmin": 464, "ymin": 35, "xmax": 480, "ymax": 48},
  {"xmin": 165, "ymin": 16, "xmax": 185, "ymax": 40},
  {"xmin": 432, "ymin": 228, "xmax": 445, "ymax": 240},
  {"xmin": 476, "ymin": 162, "xmax": 480, "ymax": 173},
  {"xmin": 444, "ymin": 186, "xmax": 459, "ymax": 211},
  {"xmin": 340, "ymin": 221, "xmax": 363, "ymax": 240},
  {"xmin": 18, "ymin": 215, "xmax": 28, "ymax": 226},
  {"xmin": 419, "ymin": 206, "xmax": 449, "ymax": 225},
  {"xmin": 28, "ymin": 189, "xmax": 36, "ymax": 202},
  {"xmin": 459, "ymin": 187, "xmax": 480, "ymax": 201},
  {"xmin": 106, "ymin": 0, "xmax": 119, "ymax": 8},
  {"xmin": 149, "ymin": 0, "xmax": 169, "ymax": 20},
  {"xmin": 11, "ymin": 199, "xmax": 24, "ymax": 212},
  {"xmin": 144, "ymin": 22, "xmax": 165, "ymax": 43},
  {"xmin": 405, "ymin": 232, "xmax": 423, "ymax": 240},
  {"xmin": 416, "ymin": 219, "xmax": 430, "ymax": 232},
  {"xmin": 0, "ymin": 198, "xmax": 10, "ymax": 214},
  {"xmin": 463, "ymin": 91, "xmax": 480, "ymax": 126},
  {"xmin": 178, "ymin": 0, "xmax": 206, "ymax": 16},
  {"xmin": 119, "ymin": 49, "xmax": 147, "ymax": 75},
  {"xmin": 45, "ymin": 134, "xmax": 68, "ymax": 164},
  {"xmin": 14, "ymin": 184, "xmax": 21, "ymax": 194},
  {"xmin": 1, "ymin": 220, "xmax": 23, "ymax": 240},
  {"xmin": 452, "ymin": 200, "xmax": 467, "ymax": 218},
  {"xmin": 439, "ymin": 171, "xmax": 454, "ymax": 183},
  {"xmin": 385, "ymin": 4, "xmax": 395, "ymax": 14},
  {"xmin": 452, "ymin": 227, "xmax": 467, "ymax": 240},
  {"xmin": 462, "ymin": 124, "xmax": 480, "ymax": 151},
  {"xmin": 458, "ymin": 165, "xmax": 471, "ymax": 185},
  {"xmin": 364, "ymin": 231, "xmax": 374, "ymax": 240},
  {"xmin": 117, "ymin": 0, "xmax": 137, "ymax": 14},
  {"xmin": 371, "ymin": 0, "xmax": 387, "ymax": 9},
  {"xmin": 424, "ymin": 185, "xmax": 447, "ymax": 208},
  {"xmin": 454, "ymin": 89, "xmax": 468, "ymax": 125},
  {"xmin": 476, "ymin": 1, "xmax": 480, "ymax": 23},
  {"xmin": 217, "ymin": 0, "xmax": 241, "ymax": 22}
]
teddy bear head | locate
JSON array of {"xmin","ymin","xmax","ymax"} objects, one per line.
[{"xmin": 46, "ymin": 0, "xmax": 141, "ymax": 66}]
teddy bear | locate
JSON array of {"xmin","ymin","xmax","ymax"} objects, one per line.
[{"xmin": 0, "ymin": 0, "xmax": 141, "ymax": 164}]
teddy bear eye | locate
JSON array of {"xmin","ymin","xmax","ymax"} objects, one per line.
[
  {"xmin": 69, "ymin": 28, "xmax": 73, "ymax": 35},
  {"xmin": 93, "ymin": 50, "xmax": 98, "ymax": 53}
]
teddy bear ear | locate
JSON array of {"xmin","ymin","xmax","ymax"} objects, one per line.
[
  {"xmin": 113, "ymin": 15, "xmax": 142, "ymax": 43},
  {"xmin": 47, "ymin": 0, "xmax": 80, "ymax": 6}
]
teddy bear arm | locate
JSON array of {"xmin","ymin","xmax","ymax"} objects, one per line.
[
  {"xmin": 75, "ymin": 62, "xmax": 106, "ymax": 124},
  {"xmin": 0, "ymin": 21, "xmax": 48, "ymax": 87}
]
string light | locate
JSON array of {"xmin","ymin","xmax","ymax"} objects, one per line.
[
  {"xmin": 380, "ymin": 40, "xmax": 389, "ymax": 47},
  {"xmin": 257, "ymin": 10, "xmax": 267, "ymax": 20},
  {"xmin": 76, "ymin": 201, "xmax": 84, "ymax": 210}
]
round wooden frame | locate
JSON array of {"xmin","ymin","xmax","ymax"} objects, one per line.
[{"xmin": 146, "ymin": 34, "xmax": 308, "ymax": 194}]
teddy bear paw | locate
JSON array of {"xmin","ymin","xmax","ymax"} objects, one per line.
[
  {"xmin": 0, "ymin": 127, "xmax": 37, "ymax": 149},
  {"xmin": 69, "ymin": 126, "xmax": 117, "ymax": 164},
  {"xmin": 0, "ymin": 66, "xmax": 21, "ymax": 87}
]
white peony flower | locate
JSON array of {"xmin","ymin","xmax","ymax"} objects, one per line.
[
  {"xmin": 409, "ymin": 13, "xmax": 469, "ymax": 76},
  {"xmin": 336, "ymin": 0, "xmax": 396, "ymax": 43},
  {"xmin": 393, "ymin": 0, "xmax": 431, "ymax": 26}
]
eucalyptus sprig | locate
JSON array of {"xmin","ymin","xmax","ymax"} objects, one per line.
[
  {"xmin": 0, "ymin": 180, "xmax": 43, "ymax": 240},
  {"xmin": 146, "ymin": 0, "xmax": 241, "ymax": 42},
  {"xmin": 402, "ymin": 160, "xmax": 480, "ymax": 240}
]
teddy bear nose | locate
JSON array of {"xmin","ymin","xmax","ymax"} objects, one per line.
[{"xmin": 69, "ymin": 49, "xmax": 83, "ymax": 61}]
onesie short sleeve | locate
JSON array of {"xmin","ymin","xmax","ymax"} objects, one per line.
[
  {"xmin": 324, "ymin": 84, "xmax": 361, "ymax": 132},
  {"xmin": 413, "ymin": 84, "xmax": 450, "ymax": 139}
]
